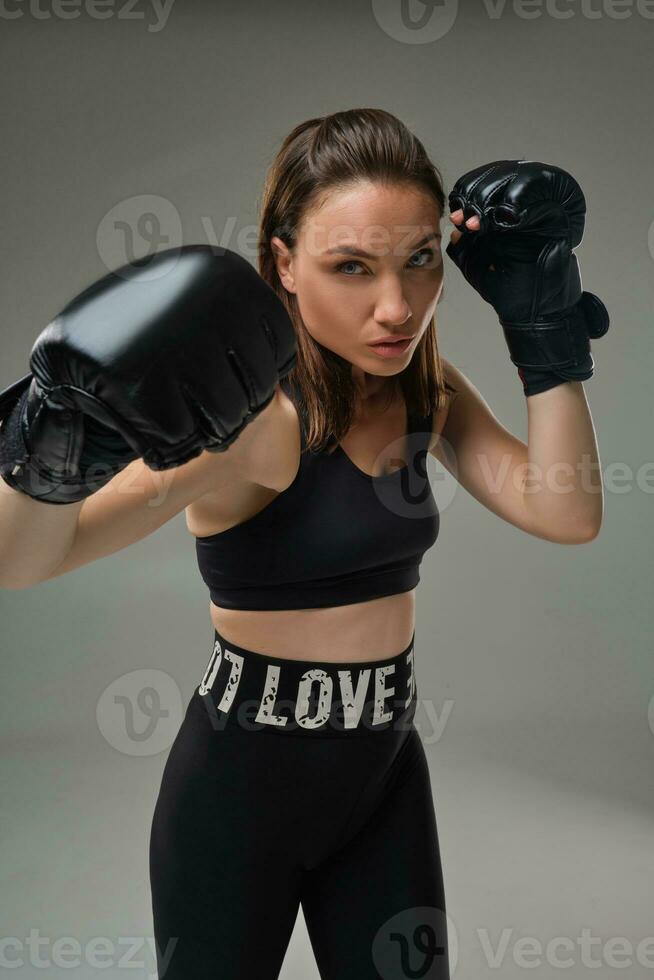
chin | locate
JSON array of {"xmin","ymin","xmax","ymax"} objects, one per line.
[{"xmin": 364, "ymin": 352, "xmax": 411, "ymax": 374}]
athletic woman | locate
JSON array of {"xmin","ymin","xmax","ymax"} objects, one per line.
[{"xmin": 0, "ymin": 108, "xmax": 608, "ymax": 979}]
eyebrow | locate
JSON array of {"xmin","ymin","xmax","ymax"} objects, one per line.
[{"xmin": 324, "ymin": 231, "xmax": 442, "ymax": 259}]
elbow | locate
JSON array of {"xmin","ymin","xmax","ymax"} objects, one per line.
[
  {"xmin": 575, "ymin": 506, "xmax": 604, "ymax": 543},
  {"xmin": 574, "ymin": 521, "xmax": 602, "ymax": 544},
  {"xmin": 554, "ymin": 502, "xmax": 604, "ymax": 544},
  {"xmin": 530, "ymin": 517, "xmax": 603, "ymax": 545},
  {"xmin": 561, "ymin": 519, "xmax": 603, "ymax": 545}
]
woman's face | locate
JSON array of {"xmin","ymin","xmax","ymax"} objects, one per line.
[{"xmin": 272, "ymin": 180, "xmax": 443, "ymax": 390}]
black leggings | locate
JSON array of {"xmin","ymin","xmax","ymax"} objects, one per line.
[{"xmin": 149, "ymin": 629, "xmax": 449, "ymax": 979}]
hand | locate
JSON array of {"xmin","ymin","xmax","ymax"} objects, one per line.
[{"xmin": 445, "ymin": 160, "xmax": 609, "ymax": 396}]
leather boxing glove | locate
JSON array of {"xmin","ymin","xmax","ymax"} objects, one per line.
[
  {"xmin": 0, "ymin": 372, "xmax": 139, "ymax": 504},
  {"xmin": 446, "ymin": 160, "xmax": 609, "ymax": 396},
  {"xmin": 0, "ymin": 245, "xmax": 297, "ymax": 504}
]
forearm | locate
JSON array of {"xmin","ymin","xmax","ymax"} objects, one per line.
[
  {"xmin": 521, "ymin": 381, "xmax": 603, "ymax": 541},
  {"xmin": 0, "ymin": 480, "xmax": 82, "ymax": 589}
]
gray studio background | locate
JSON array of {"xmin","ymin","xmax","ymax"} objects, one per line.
[{"xmin": 1, "ymin": 2, "xmax": 652, "ymax": 978}]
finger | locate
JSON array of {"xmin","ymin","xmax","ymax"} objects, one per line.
[{"xmin": 449, "ymin": 210, "xmax": 481, "ymax": 232}]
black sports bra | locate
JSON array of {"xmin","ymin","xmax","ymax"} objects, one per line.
[{"xmin": 194, "ymin": 377, "xmax": 440, "ymax": 610}]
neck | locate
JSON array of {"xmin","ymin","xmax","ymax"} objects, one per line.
[
  {"xmin": 351, "ymin": 367, "xmax": 388, "ymax": 401},
  {"xmin": 350, "ymin": 370, "xmax": 399, "ymax": 424}
]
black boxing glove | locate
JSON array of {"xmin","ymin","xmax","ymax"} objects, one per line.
[
  {"xmin": 446, "ymin": 160, "xmax": 609, "ymax": 396},
  {"xmin": 0, "ymin": 373, "xmax": 142, "ymax": 504},
  {"xmin": 0, "ymin": 245, "xmax": 296, "ymax": 504}
]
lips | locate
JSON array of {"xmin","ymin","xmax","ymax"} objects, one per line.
[
  {"xmin": 366, "ymin": 336, "xmax": 414, "ymax": 359},
  {"xmin": 369, "ymin": 335, "xmax": 415, "ymax": 345}
]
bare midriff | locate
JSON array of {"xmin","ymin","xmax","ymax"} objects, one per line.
[{"xmin": 208, "ymin": 589, "xmax": 416, "ymax": 663}]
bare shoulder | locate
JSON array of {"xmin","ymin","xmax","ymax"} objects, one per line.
[
  {"xmin": 241, "ymin": 382, "xmax": 301, "ymax": 491},
  {"xmin": 184, "ymin": 382, "xmax": 301, "ymax": 536}
]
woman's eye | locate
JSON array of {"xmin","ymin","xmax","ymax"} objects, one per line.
[
  {"xmin": 409, "ymin": 248, "xmax": 439, "ymax": 268},
  {"xmin": 335, "ymin": 249, "xmax": 438, "ymax": 276},
  {"xmin": 336, "ymin": 260, "xmax": 365, "ymax": 276}
]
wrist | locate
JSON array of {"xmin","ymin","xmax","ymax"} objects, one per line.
[
  {"xmin": 516, "ymin": 365, "xmax": 567, "ymax": 397},
  {"xmin": 499, "ymin": 291, "xmax": 609, "ymax": 391}
]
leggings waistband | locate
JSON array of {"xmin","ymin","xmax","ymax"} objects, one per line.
[{"xmin": 197, "ymin": 629, "xmax": 418, "ymax": 737}]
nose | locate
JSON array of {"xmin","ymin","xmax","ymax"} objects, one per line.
[{"xmin": 373, "ymin": 277, "xmax": 412, "ymax": 328}]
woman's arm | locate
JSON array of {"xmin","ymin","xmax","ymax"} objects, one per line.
[
  {"xmin": 431, "ymin": 359, "xmax": 603, "ymax": 544},
  {"xmin": 0, "ymin": 244, "xmax": 296, "ymax": 587},
  {"xmin": 2, "ymin": 385, "xmax": 298, "ymax": 588},
  {"xmin": 0, "ymin": 487, "xmax": 84, "ymax": 589}
]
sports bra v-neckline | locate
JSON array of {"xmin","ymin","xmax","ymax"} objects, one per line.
[
  {"xmin": 332, "ymin": 410, "xmax": 421, "ymax": 483},
  {"xmin": 281, "ymin": 375, "xmax": 424, "ymax": 482}
]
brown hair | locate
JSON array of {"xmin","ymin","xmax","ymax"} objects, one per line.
[{"xmin": 257, "ymin": 107, "xmax": 455, "ymax": 453}]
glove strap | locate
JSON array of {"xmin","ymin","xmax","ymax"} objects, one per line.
[
  {"xmin": 500, "ymin": 291, "xmax": 609, "ymax": 397},
  {"xmin": 0, "ymin": 374, "xmax": 137, "ymax": 504}
]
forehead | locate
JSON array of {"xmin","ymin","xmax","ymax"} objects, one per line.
[{"xmin": 299, "ymin": 181, "xmax": 441, "ymax": 242}]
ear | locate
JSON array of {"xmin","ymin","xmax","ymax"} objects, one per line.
[{"xmin": 271, "ymin": 236, "xmax": 297, "ymax": 294}]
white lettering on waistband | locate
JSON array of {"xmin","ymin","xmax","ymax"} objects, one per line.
[
  {"xmin": 337, "ymin": 668, "xmax": 372, "ymax": 729},
  {"xmin": 198, "ymin": 639, "xmax": 222, "ymax": 696},
  {"xmin": 255, "ymin": 665, "xmax": 287, "ymax": 728},
  {"xmin": 201, "ymin": 646, "xmax": 414, "ymax": 731},
  {"xmin": 198, "ymin": 639, "xmax": 244, "ymax": 715},
  {"xmin": 295, "ymin": 669, "xmax": 334, "ymax": 730},
  {"xmin": 374, "ymin": 665, "xmax": 396, "ymax": 725},
  {"xmin": 405, "ymin": 647, "xmax": 416, "ymax": 710}
]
